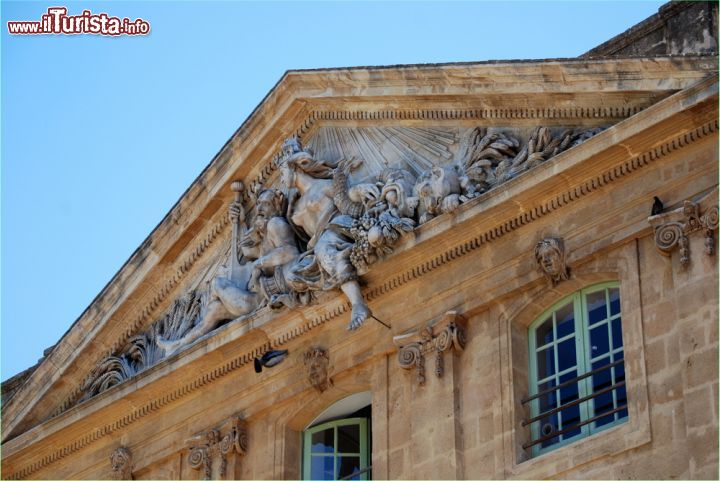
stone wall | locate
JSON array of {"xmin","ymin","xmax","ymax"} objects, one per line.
[{"xmin": 18, "ymin": 108, "xmax": 716, "ymax": 480}]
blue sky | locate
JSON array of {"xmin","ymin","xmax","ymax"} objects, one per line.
[{"xmin": 1, "ymin": 0, "xmax": 665, "ymax": 381}]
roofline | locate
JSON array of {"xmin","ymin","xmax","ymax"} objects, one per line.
[{"xmin": 3, "ymin": 54, "xmax": 717, "ymax": 442}]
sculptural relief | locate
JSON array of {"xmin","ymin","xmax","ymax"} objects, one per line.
[
  {"xmin": 187, "ymin": 416, "xmax": 247, "ymax": 480},
  {"xmin": 534, "ymin": 237, "xmax": 571, "ymax": 286},
  {"xmin": 649, "ymin": 187, "xmax": 719, "ymax": 267},
  {"xmin": 156, "ymin": 186, "xmax": 303, "ymax": 354},
  {"xmin": 303, "ymin": 347, "xmax": 331, "ymax": 392},
  {"xmin": 414, "ymin": 166, "xmax": 465, "ymax": 224},
  {"xmin": 109, "ymin": 447, "xmax": 133, "ymax": 480},
  {"xmin": 394, "ymin": 311, "xmax": 467, "ymax": 386},
  {"xmin": 76, "ymin": 124, "xmax": 608, "ymax": 405}
]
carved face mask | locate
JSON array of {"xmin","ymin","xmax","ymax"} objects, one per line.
[{"xmin": 539, "ymin": 246, "xmax": 562, "ymax": 276}]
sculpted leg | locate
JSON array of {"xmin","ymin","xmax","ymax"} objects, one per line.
[
  {"xmin": 156, "ymin": 277, "xmax": 260, "ymax": 355},
  {"xmin": 212, "ymin": 277, "xmax": 260, "ymax": 317},
  {"xmin": 341, "ymin": 281, "xmax": 371, "ymax": 331}
]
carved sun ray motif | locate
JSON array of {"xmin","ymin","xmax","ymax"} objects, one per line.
[{"xmin": 304, "ymin": 126, "xmax": 458, "ymax": 178}]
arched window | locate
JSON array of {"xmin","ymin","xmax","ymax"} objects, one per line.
[
  {"xmin": 302, "ymin": 393, "xmax": 371, "ymax": 480},
  {"xmin": 524, "ymin": 282, "xmax": 628, "ymax": 456}
]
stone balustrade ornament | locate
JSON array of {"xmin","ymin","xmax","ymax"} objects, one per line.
[
  {"xmin": 649, "ymin": 187, "xmax": 718, "ymax": 267},
  {"xmin": 187, "ymin": 416, "xmax": 248, "ymax": 480},
  {"xmin": 393, "ymin": 311, "xmax": 467, "ymax": 385},
  {"xmin": 75, "ymin": 126, "xmax": 606, "ymax": 405}
]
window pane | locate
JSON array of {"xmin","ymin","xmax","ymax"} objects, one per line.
[
  {"xmin": 538, "ymin": 380, "xmax": 557, "ymax": 413},
  {"xmin": 555, "ymin": 302, "xmax": 575, "ymax": 339},
  {"xmin": 611, "ymin": 317, "xmax": 623, "ymax": 350},
  {"xmin": 593, "ymin": 391, "xmax": 615, "ymax": 427},
  {"xmin": 586, "ymin": 290, "xmax": 607, "ymax": 325},
  {"xmin": 617, "ymin": 407, "xmax": 629, "ymax": 420},
  {"xmin": 536, "ymin": 347, "xmax": 556, "ymax": 380},
  {"xmin": 337, "ymin": 424, "xmax": 360, "ymax": 454},
  {"xmin": 560, "ymin": 403, "xmax": 582, "ymax": 441},
  {"xmin": 613, "ymin": 359, "xmax": 625, "ymax": 383},
  {"xmin": 311, "ymin": 428, "xmax": 335, "ymax": 453},
  {"xmin": 609, "ymin": 288, "xmax": 621, "ymax": 316},
  {"xmin": 591, "ymin": 358, "xmax": 612, "ymax": 391},
  {"xmin": 616, "ymin": 385, "xmax": 628, "ymax": 407},
  {"xmin": 311, "ymin": 456, "xmax": 335, "ymax": 480},
  {"xmin": 591, "ymin": 357, "xmax": 615, "ymax": 427},
  {"xmin": 557, "ymin": 338, "xmax": 577, "ymax": 373},
  {"xmin": 617, "ymin": 374, "xmax": 628, "ymax": 422},
  {"xmin": 337, "ymin": 456, "xmax": 361, "ymax": 480},
  {"xmin": 535, "ymin": 317, "xmax": 554, "ymax": 347},
  {"xmin": 540, "ymin": 412, "xmax": 560, "ymax": 449},
  {"xmin": 589, "ymin": 325, "xmax": 610, "ymax": 359},
  {"xmin": 559, "ymin": 370, "xmax": 579, "ymax": 405}
]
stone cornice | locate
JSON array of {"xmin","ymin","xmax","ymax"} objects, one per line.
[
  {"xmin": 2, "ymin": 71, "xmax": 717, "ymax": 479},
  {"xmin": 2, "ymin": 57, "xmax": 716, "ymax": 445}
]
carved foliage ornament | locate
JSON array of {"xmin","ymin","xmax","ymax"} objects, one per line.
[
  {"xmin": 187, "ymin": 416, "xmax": 248, "ymax": 480},
  {"xmin": 394, "ymin": 311, "xmax": 467, "ymax": 385},
  {"xmin": 649, "ymin": 188, "xmax": 718, "ymax": 267},
  {"xmin": 303, "ymin": 347, "xmax": 331, "ymax": 393},
  {"xmin": 534, "ymin": 237, "xmax": 571, "ymax": 286},
  {"xmin": 110, "ymin": 446, "xmax": 133, "ymax": 480}
]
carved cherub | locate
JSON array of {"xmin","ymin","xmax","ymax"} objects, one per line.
[
  {"xmin": 414, "ymin": 166, "xmax": 464, "ymax": 224},
  {"xmin": 377, "ymin": 167, "xmax": 418, "ymax": 219}
]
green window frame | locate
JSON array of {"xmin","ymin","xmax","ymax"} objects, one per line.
[
  {"xmin": 527, "ymin": 282, "xmax": 627, "ymax": 457},
  {"xmin": 302, "ymin": 417, "xmax": 369, "ymax": 480}
]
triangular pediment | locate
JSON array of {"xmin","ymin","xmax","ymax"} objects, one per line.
[{"xmin": 2, "ymin": 56, "xmax": 717, "ymax": 463}]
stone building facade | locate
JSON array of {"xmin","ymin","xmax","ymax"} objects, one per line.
[{"xmin": 2, "ymin": 2, "xmax": 718, "ymax": 479}]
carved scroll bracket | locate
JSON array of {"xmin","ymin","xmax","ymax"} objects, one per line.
[
  {"xmin": 393, "ymin": 311, "xmax": 467, "ymax": 385},
  {"xmin": 187, "ymin": 416, "xmax": 248, "ymax": 480},
  {"xmin": 649, "ymin": 187, "xmax": 718, "ymax": 268}
]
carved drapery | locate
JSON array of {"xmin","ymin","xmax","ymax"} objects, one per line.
[
  {"xmin": 187, "ymin": 416, "xmax": 248, "ymax": 480},
  {"xmin": 649, "ymin": 188, "xmax": 718, "ymax": 267},
  {"xmin": 393, "ymin": 311, "xmax": 467, "ymax": 385}
]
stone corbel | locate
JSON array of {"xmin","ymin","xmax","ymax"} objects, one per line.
[
  {"xmin": 649, "ymin": 187, "xmax": 718, "ymax": 267},
  {"xmin": 187, "ymin": 416, "xmax": 248, "ymax": 480},
  {"xmin": 393, "ymin": 311, "xmax": 466, "ymax": 385}
]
